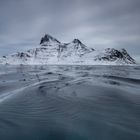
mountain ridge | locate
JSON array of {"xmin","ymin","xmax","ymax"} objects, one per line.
[{"xmin": 0, "ymin": 34, "xmax": 136, "ymax": 65}]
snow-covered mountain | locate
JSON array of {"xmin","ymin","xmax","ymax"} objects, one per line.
[{"xmin": 0, "ymin": 34, "xmax": 136, "ymax": 65}]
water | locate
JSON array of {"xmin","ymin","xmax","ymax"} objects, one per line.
[{"xmin": 0, "ymin": 65, "xmax": 140, "ymax": 140}]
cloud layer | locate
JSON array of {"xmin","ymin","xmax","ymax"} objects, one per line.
[{"xmin": 0, "ymin": 0, "xmax": 140, "ymax": 61}]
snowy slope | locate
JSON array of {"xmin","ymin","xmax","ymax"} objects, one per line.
[{"xmin": 0, "ymin": 34, "xmax": 136, "ymax": 65}]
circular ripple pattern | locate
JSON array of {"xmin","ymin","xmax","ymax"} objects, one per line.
[{"xmin": 0, "ymin": 65, "xmax": 140, "ymax": 140}]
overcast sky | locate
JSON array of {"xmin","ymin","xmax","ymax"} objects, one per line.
[{"xmin": 0, "ymin": 0, "xmax": 140, "ymax": 61}]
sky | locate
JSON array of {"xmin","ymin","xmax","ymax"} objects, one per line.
[{"xmin": 0, "ymin": 0, "xmax": 140, "ymax": 62}]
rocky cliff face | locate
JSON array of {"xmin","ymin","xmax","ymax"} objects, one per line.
[
  {"xmin": 0, "ymin": 34, "xmax": 136, "ymax": 65},
  {"xmin": 95, "ymin": 48, "xmax": 136, "ymax": 64}
]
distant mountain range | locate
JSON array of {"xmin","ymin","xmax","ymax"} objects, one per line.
[{"xmin": 0, "ymin": 34, "xmax": 136, "ymax": 65}]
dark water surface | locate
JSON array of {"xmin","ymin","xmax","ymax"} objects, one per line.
[{"xmin": 0, "ymin": 65, "xmax": 140, "ymax": 140}]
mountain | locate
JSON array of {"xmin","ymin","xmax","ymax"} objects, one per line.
[
  {"xmin": 94, "ymin": 48, "xmax": 136, "ymax": 64},
  {"xmin": 0, "ymin": 34, "xmax": 136, "ymax": 65}
]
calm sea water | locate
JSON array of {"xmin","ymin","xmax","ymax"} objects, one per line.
[{"xmin": 0, "ymin": 65, "xmax": 140, "ymax": 140}]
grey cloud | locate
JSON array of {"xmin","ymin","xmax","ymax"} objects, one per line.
[{"xmin": 0, "ymin": 0, "xmax": 140, "ymax": 62}]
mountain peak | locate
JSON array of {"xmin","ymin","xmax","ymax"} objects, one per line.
[
  {"xmin": 120, "ymin": 48, "xmax": 127, "ymax": 54},
  {"xmin": 40, "ymin": 34, "xmax": 60, "ymax": 46},
  {"xmin": 72, "ymin": 39, "xmax": 82, "ymax": 44}
]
